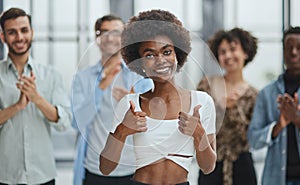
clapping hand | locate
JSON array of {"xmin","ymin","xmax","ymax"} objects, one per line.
[
  {"xmin": 99, "ymin": 60, "xmax": 122, "ymax": 89},
  {"xmin": 16, "ymin": 71, "xmax": 36, "ymax": 108},
  {"xmin": 113, "ymin": 86, "xmax": 134, "ymax": 102},
  {"xmin": 277, "ymin": 93, "xmax": 300, "ymax": 126}
]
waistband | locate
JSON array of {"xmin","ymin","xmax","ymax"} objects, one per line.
[
  {"xmin": 130, "ymin": 179, "xmax": 189, "ymax": 185},
  {"xmin": 85, "ymin": 168, "xmax": 133, "ymax": 179}
]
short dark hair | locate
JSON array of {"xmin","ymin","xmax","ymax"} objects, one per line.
[
  {"xmin": 94, "ymin": 14, "xmax": 124, "ymax": 37},
  {"xmin": 0, "ymin": 7, "xmax": 32, "ymax": 32},
  {"xmin": 208, "ymin": 27, "xmax": 258, "ymax": 66},
  {"xmin": 228, "ymin": 28, "xmax": 258, "ymax": 65},
  {"xmin": 283, "ymin": 26, "xmax": 300, "ymax": 48},
  {"xmin": 121, "ymin": 9, "xmax": 191, "ymax": 76},
  {"xmin": 207, "ymin": 30, "xmax": 229, "ymax": 63}
]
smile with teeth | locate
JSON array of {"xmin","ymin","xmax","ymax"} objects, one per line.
[
  {"xmin": 15, "ymin": 42, "xmax": 25, "ymax": 48},
  {"xmin": 154, "ymin": 67, "xmax": 171, "ymax": 74}
]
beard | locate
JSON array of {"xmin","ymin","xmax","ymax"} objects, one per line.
[{"xmin": 8, "ymin": 41, "xmax": 32, "ymax": 56}]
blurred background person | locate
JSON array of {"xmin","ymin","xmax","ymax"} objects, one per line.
[
  {"xmin": 197, "ymin": 27, "xmax": 258, "ymax": 185},
  {"xmin": 248, "ymin": 26, "xmax": 300, "ymax": 185},
  {"xmin": 71, "ymin": 14, "xmax": 153, "ymax": 185}
]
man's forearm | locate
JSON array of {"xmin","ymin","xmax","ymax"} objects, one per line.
[
  {"xmin": 0, "ymin": 104, "xmax": 22, "ymax": 125},
  {"xmin": 272, "ymin": 122, "xmax": 284, "ymax": 139},
  {"xmin": 34, "ymin": 95, "xmax": 59, "ymax": 122}
]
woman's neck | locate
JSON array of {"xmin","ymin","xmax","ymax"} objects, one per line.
[
  {"xmin": 152, "ymin": 80, "xmax": 178, "ymax": 95},
  {"xmin": 224, "ymin": 70, "xmax": 244, "ymax": 85}
]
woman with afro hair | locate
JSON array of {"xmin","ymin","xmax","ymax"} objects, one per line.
[
  {"xmin": 100, "ymin": 9, "xmax": 217, "ymax": 185},
  {"xmin": 197, "ymin": 28, "xmax": 258, "ymax": 185}
]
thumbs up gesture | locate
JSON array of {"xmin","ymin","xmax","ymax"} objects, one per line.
[
  {"xmin": 178, "ymin": 104, "xmax": 205, "ymax": 137},
  {"xmin": 121, "ymin": 100, "xmax": 147, "ymax": 136}
]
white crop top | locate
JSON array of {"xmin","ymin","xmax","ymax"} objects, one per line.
[{"xmin": 111, "ymin": 90, "xmax": 216, "ymax": 172}]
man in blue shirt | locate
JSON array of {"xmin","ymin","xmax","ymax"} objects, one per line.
[
  {"xmin": 248, "ymin": 26, "xmax": 300, "ymax": 185},
  {"xmin": 0, "ymin": 8, "xmax": 71, "ymax": 185},
  {"xmin": 71, "ymin": 15, "xmax": 152, "ymax": 185}
]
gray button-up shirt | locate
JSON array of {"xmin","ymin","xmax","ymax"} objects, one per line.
[{"xmin": 0, "ymin": 56, "xmax": 72, "ymax": 184}]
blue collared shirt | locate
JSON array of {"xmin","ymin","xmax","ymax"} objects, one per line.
[
  {"xmin": 248, "ymin": 73, "xmax": 300, "ymax": 185},
  {"xmin": 71, "ymin": 61, "xmax": 153, "ymax": 185},
  {"xmin": 0, "ymin": 57, "xmax": 71, "ymax": 184}
]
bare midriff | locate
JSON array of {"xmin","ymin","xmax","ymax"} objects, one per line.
[{"xmin": 133, "ymin": 159, "xmax": 189, "ymax": 185}]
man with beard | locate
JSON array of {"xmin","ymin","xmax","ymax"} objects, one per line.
[
  {"xmin": 0, "ymin": 8, "xmax": 71, "ymax": 185},
  {"xmin": 71, "ymin": 15, "xmax": 152, "ymax": 185}
]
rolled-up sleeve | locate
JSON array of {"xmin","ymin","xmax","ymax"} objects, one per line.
[
  {"xmin": 248, "ymin": 90, "xmax": 279, "ymax": 149},
  {"xmin": 201, "ymin": 93, "xmax": 216, "ymax": 135}
]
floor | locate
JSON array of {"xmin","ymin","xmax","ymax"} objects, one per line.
[{"xmin": 56, "ymin": 162, "xmax": 73, "ymax": 185}]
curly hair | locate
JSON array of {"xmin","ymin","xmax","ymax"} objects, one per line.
[
  {"xmin": 208, "ymin": 27, "xmax": 258, "ymax": 66},
  {"xmin": 207, "ymin": 30, "xmax": 229, "ymax": 63},
  {"xmin": 121, "ymin": 9, "xmax": 191, "ymax": 76}
]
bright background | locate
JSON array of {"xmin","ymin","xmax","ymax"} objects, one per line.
[{"xmin": 1, "ymin": 0, "xmax": 299, "ymax": 184}]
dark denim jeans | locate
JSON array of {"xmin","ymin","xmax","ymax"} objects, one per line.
[{"xmin": 287, "ymin": 181, "xmax": 300, "ymax": 185}]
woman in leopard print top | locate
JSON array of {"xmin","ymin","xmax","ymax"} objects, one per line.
[{"xmin": 197, "ymin": 28, "xmax": 258, "ymax": 185}]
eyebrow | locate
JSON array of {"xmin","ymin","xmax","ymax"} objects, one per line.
[
  {"xmin": 6, "ymin": 26, "xmax": 29, "ymax": 31},
  {"xmin": 141, "ymin": 44, "xmax": 173, "ymax": 53},
  {"xmin": 162, "ymin": 44, "xmax": 173, "ymax": 50}
]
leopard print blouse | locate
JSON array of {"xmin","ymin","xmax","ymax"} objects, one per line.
[{"xmin": 197, "ymin": 77, "xmax": 258, "ymax": 185}]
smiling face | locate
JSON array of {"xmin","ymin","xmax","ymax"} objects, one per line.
[
  {"xmin": 217, "ymin": 39, "xmax": 248, "ymax": 73},
  {"xmin": 284, "ymin": 34, "xmax": 300, "ymax": 71},
  {"xmin": 1, "ymin": 16, "xmax": 33, "ymax": 57},
  {"xmin": 97, "ymin": 20, "xmax": 124, "ymax": 57},
  {"xmin": 138, "ymin": 35, "xmax": 177, "ymax": 82}
]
